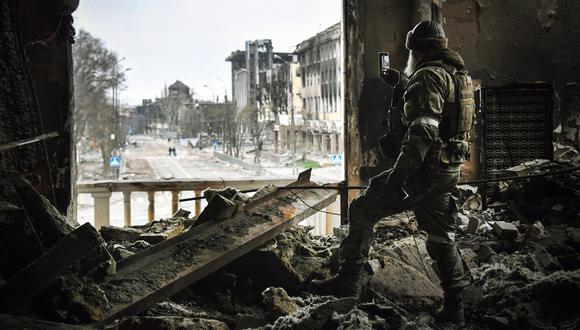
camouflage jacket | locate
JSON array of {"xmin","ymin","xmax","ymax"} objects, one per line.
[{"xmin": 392, "ymin": 58, "xmax": 457, "ymax": 177}]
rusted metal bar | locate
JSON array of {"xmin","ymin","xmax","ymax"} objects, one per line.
[{"xmin": 0, "ymin": 131, "xmax": 59, "ymax": 152}]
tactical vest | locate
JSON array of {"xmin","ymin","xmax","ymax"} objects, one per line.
[
  {"xmin": 410, "ymin": 62, "xmax": 476, "ymax": 166},
  {"xmin": 439, "ymin": 65, "xmax": 476, "ymax": 142}
]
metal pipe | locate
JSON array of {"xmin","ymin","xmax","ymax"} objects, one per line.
[
  {"xmin": 0, "ymin": 131, "xmax": 60, "ymax": 152},
  {"xmin": 178, "ymin": 164, "xmax": 580, "ymax": 202}
]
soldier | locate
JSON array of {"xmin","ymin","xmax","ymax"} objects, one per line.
[{"xmin": 312, "ymin": 21, "xmax": 475, "ymax": 326}]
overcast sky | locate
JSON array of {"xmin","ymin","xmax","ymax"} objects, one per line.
[{"xmin": 74, "ymin": 0, "xmax": 342, "ymax": 105}]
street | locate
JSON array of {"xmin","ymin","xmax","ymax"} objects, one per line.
[{"xmin": 77, "ymin": 135, "xmax": 343, "ymax": 228}]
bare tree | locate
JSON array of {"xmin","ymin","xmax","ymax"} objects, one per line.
[
  {"xmin": 73, "ymin": 30, "xmax": 127, "ymax": 173},
  {"xmin": 223, "ymin": 104, "xmax": 245, "ymax": 157}
]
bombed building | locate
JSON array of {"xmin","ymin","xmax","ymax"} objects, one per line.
[{"xmin": 1, "ymin": 0, "xmax": 580, "ymax": 329}]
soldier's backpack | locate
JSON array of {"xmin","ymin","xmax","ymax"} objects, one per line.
[
  {"xmin": 439, "ymin": 67, "xmax": 476, "ymax": 141},
  {"xmin": 436, "ymin": 66, "xmax": 476, "ymax": 164}
]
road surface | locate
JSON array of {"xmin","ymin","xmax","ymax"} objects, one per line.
[{"xmin": 77, "ymin": 135, "xmax": 342, "ymax": 230}]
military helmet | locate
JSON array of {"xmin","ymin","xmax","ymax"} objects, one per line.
[{"xmin": 405, "ymin": 21, "xmax": 448, "ymax": 51}]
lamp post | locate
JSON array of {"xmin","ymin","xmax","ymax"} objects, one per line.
[
  {"xmin": 203, "ymin": 84, "xmax": 216, "ymax": 102},
  {"xmin": 112, "ymin": 65, "xmax": 130, "ymax": 152},
  {"xmin": 111, "ymin": 57, "xmax": 127, "ymax": 113}
]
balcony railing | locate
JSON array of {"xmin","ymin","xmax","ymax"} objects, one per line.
[{"xmin": 77, "ymin": 178, "xmax": 341, "ymax": 232}]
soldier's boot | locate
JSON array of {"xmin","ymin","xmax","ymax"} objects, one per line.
[
  {"xmin": 437, "ymin": 289, "xmax": 465, "ymax": 326},
  {"xmin": 310, "ymin": 190, "xmax": 382, "ymax": 297},
  {"xmin": 426, "ymin": 240, "xmax": 470, "ymax": 327},
  {"xmin": 310, "ymin": 262, "xmax": 364, "ymax": 297}
]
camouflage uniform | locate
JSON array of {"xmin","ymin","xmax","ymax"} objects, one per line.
[
  {"xmin": 339, "ymin": 56, "xmax": 471, "ymax": 293},
  {"xmin": 313, "ymin": 20, "xmax": 471, "ymax": 326}
]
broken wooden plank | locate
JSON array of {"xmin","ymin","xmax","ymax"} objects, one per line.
[
  {"xmin": 0, "ymin": 223, "xmax": 105, "ymax": 313},
  {"xmin": 9, "ymin": 175, "xmax": 75, "ymax": 247},
  {"xmin": 97, "ymin": 178, "xmax": 337, "ymax": 324},
  {"xmin": 0, "ymin": 313, "xmax": 87, "ymax": 330}
]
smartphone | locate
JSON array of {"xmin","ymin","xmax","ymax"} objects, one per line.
[{"xmin": 378, "ymin": 52, "xmax": 390, "ymax": 75}]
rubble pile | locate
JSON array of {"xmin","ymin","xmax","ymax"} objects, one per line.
[{"xmin": 1, "ymin": 160, "xmax": 579, "ymax": 329}]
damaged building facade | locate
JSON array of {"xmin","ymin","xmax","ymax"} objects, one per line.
[
  {"xmin": 1, "ymin": 0, "xmax": 580, "ymax": 329},
  {"xmin": 296, "ymin": 22, "xmax": 343, "ymax": 157},
  {"xmin": 227, "ymin": 23, "xmax": 344, "ymax": 157},
  {"xmin": 134, "ymin": 80, "xmax": 192, "ymax": 136},
  {"xmin": 226, "ymin": 40, "xmax": 294, "ymax": 120}
]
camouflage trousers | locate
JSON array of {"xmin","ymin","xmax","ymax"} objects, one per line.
[{"xmin": 340, "ymin": 168, "xmax": 470, "ymax": 292}]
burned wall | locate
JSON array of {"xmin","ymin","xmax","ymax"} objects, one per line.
[
  {"xmin": 0, "ymin": 0, "xmax": 76, "ymax": 279},
  {"xmin": 443, "ymin": 0, "xmax": 580, "ymax": 148},
  {"xmin": 344, "ymin": 0, "xmax": 415, "ymax": 197},
  {"xmin": 17, "ymin": 0, "xmax": 76, "ymax": 214},
  {"xmin": 345, "ymin": 0, "xmax": 580, "ymax": 192}
]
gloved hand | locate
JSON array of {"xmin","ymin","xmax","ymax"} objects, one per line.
[
  {"xmin": 380, "ymin": 68, "xmax": 401, "ymax": 87},
  {"xmin": 387, "ymin": 168, "xmax": 410, "ymax": 200},
  {"xmin": 387, "ymin": 167, "xmax": 408, "ymax": 189}
]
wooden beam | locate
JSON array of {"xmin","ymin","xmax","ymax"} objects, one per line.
[
  {"xmin": 0, "ymin": 223, "xmax": 104, "ymax": 313},
  {"xmin": 0, "ymin": 314, "xmax": 86, "ymax": 330},
  {"xmin": 97, "ymin": 180, "xmax": 337, "ymax": 324},
  {"xmin": 9, "ymin": 175, "xmax": 74, "ymax": 246}
]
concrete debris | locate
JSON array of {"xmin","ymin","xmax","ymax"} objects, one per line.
[
  {"xmin": 554, "ymin": 142, "xmax": 580, "ymax": 165},
  {"xmin": 44, "ymin": 275, "xmax": 110, "ymax": 323},
  {"xmin": 333, "ymin": 225, "xmax": 349, "ymax": 239},
  {"xmin": 368, "ymin": 256, "xmax": 443, "ymax": 302},
  {"xmin": 248, "ymin": 185, "xmax": 278, "ymax": 202},
  {"xmin": 364, "ymin": 258, "xmax": 382, "ymax": 275},
  {"xmin": 117, "ymin": 316, "xmax": 229, "ymax": 330},
  {"xmin": 143, "ymin": 217, "xmax": 195, "ymax": 241},
  {"xmin": 100, "ymin": 226, "xmax": 143, "ymax": 243},
  {"xmin": 261, "ymin": 287, "xmax": 299, "ymax": 320},
  {"xmin": 331, "ymin": 308, "xmax": 373, "ymax": 330},
  {"xmin": 268, "ymin": 297, "xmax": 358, "ymax": 329},
  {"xmin": 467, "ymin": 255, "xmax": 580, "ymax": 329},
  {"xmin": 476, "ymin": 245, "xmax": 497, "ymax": 263},
  {"xmin": 462, "ymin": 193, "xmax": 482, "ymax": 211},
  {"xmin": 108, "ymin": 240, "xmax": 152, "ymax": 261},
  {"xmin": 466, "ymin": 215, "xmax": 481, "ymax": 235},
  {"xmin": 172, "ymin": 208, "xmax": 191, "ymax": 218},
  {"xmin": 195, "ymin": 193, "xmax": 239, "ymax": 226},
  {"xmin": 374, "ymin": 235, "xmax": 440, "ymax": 284},
  {"xmin": 8, "ymin": 175, "xmax": 76, "ymax": 246},
  {"xmin": 0, "ymin": 223, "xmax": 112, "ymax": 315},
  {"xmin": 492, "ymin": 221, "xmax": 520, "ymax": 239},
  {"xmin": 525, "ymin": 221, "xmax": 546, "ymax": 241},
  {"xmin": 2, "ymin": 160, "xmax": 580, "ymax": 329},
  {"xmin": 203, "ymin": 187, "xmax": 250, "ymax": 205},
  {"xmin": 102, "ymin": 217, "xmax": 194, "ymax": 247}
]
